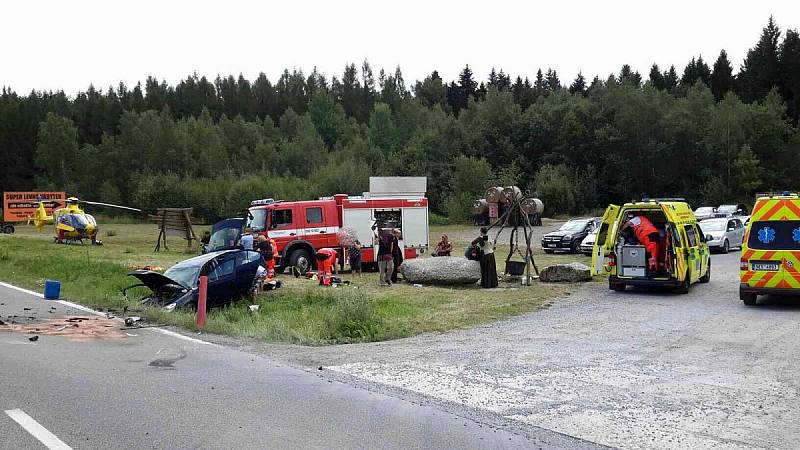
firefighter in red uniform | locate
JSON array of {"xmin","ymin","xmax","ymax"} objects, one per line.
[
  {"xmin": 315, "ymin": 248, "xmax": 338, "ymax": 286},
  {"xmin": 620, "ymin": 213, "xmax": 660, "ymax": 272}
]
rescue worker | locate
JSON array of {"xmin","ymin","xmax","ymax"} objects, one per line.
[
  {"xmin": 268, "ymin": 236, "xmax": 277, "ymax": 277},
  {"xmin": 315, "ymin": 247, "xmax": 338, "ymax": 286},
  {"xmin": 620, "ymin": 213, "xmax": 660, "ymax": 272}
]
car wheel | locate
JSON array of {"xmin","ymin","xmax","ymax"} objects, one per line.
[
  {"xmin": 610, "ymin": 282, "xmax": 626, "ymax": 291},
  {"xmin": 740, "ymin": 288, "xmax": 757, "ymax": 306},
  {"xmin": 2, "ymin": 224, "xmax": 13, "ymax": 234},
  {"xmin": 721, "ymin": 240, "xmax": 729, "ymax": 254},
  {"xmin": 675, "ymin": 271, "xmax": 690, "ymax": 294},
  {"xmin": 289, "ymin": 248, "xmax": 312, "ymax": 274},
  {"xmin": 699, "ymin": 260, "xmax": 710, "ymax": 283},
  {"xmin": 571, "ymin": 241, "xmax": 580, "ymax": 254},
  {"xmin": 544, "ymin": 249, "xmax": 555, "ymax": 254}
]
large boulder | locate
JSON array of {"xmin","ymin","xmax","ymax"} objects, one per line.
[
  {"xmin": 539, "ymin": 262, "xmax": 592, "ymax": 282},
  {"xmin": 400, "ymin": 257, "xmax": 481, "ymax": 285}
]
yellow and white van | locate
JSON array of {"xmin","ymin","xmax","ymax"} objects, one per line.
[
  {"xmin": 739, "ymin": 193, "xmax": 800, "ymax": 305},
  {"xmin": 592, "ymin": 199, "xmax": 711, "ymax": 293}
]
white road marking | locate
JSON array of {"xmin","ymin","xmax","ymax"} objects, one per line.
[
  {"xmin": 0, "ymin": 281, "xmax": 43, "ymax": 298},
  {"xmin": 0, "ymin": 281, "xmax": 216, "ymax": 346},
  {"xmin": 154, "ymin": 328, "xmax": 216, "ymax": 346},
  {"xmin": 4, "ymin": 409, "xmax": 72, "ymax": 450}
]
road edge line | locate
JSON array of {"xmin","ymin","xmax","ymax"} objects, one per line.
[
  {"xmin": 4, "ymin": 408, "xmax": 73, "ymax": 450},
  {"xmin": 0, "ymin": 280, "xmax": 216, "ymax": 346}
]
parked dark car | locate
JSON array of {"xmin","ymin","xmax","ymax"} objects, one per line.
[
  {"xmin": 125, "ymin": 250, "xmax": 264, "ymax": 310},
  {"xmin": 541, "ymin": 217, "xmax": 601, "ymax": 253}
]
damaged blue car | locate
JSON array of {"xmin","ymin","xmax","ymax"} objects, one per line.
[{"xmin": 124, "ymin": 250, "xmax": 264, "ymax": 310}]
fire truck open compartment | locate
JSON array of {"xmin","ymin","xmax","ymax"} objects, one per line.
[{"xmin": 614, "ymin": 208, "xmax": 675, "ymax": 280}]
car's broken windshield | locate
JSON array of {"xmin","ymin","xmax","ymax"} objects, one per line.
[{"xmin": 162, "ymin": 265, "xmax": 200, "ymax": 289}]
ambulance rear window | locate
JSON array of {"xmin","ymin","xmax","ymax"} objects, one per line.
[{"xmin": 747, "ymin": 221, "xmax": 800, "ymax": 250}]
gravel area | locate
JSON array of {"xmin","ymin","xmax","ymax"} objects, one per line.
[{"xmin": 213, "ymin": 250, "xmax": 800, "ymax": 449}]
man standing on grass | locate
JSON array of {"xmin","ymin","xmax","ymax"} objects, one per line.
[{"xmin": 373, "ymin": 223, "xmax": 394, "ymax": 285}]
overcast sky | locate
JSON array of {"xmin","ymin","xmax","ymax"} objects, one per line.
[{"xmin": 2, "ymin": 1, "xmax": 798, "ymax": 95}]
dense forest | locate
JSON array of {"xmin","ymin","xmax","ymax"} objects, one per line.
[{"xmin": 2, "ymin": 17, "xmax": 799, "ymax": 221}]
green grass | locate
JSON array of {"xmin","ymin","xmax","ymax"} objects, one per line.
[{"xmin": 0, "ymin": 222, "xmax": 589, "ymax": 345}]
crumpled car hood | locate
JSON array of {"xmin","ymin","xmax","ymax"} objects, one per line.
[{"xmin": 128, "ymin": 270, "xmax": 188, "ymax": 291}]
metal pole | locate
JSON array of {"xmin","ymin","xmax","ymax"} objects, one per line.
[{"xmin": 197, "ymin": 275, "xmax": 208, "ymax": 327}]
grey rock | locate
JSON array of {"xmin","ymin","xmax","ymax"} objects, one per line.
[
  {"xmin": 539, "ymin": 262, "xmax": 591, "ymax": 282},
  {"xmin": 400, "ymin": 257, "xmax": 481, "ymax": 285}
]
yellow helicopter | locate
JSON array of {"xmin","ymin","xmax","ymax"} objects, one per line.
[{"xmin": 30, "ymin": 196, "xmax": 141, "ymax": 245}]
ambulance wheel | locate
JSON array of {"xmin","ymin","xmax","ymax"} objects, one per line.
[
  {"xmin": 721, "ymin": 240, "xmax": 729, "ymax": 254},
  {"xmin": 2, "ymin": 224, "xmax": 14, "ymax": 234},
  {"xmin": 740, "ymin": 289, "xmax": 757, "ymax": 306},
  {"xmin": 699, "ymin": 261, "xmax": 710, "ymax": 283},
  {"xmin": 288, "ymin": 249, "xmax": 312, "ymax": 274},
  {"xmin": 675, "ymin": 273, "xmax": 690, "ymax": 294}
]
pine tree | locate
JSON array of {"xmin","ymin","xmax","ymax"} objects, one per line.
[
  {"xmin": 569, "ymin": 72, "xmax": 586, "ymax": 95},
  {"xmin": 663, "ymin": 65, "xmax": 679, "ymax": 94},
  {"xmin": 545, "ymin": 68, "xmax": 561, "ymax": 91},
  {"xmin": 414, "ymin": 70, "xmax": 446, "ymax": 108},
  {"xmin": 619, "ymin": 64, "xmax": 642, "ymax": 87},
  {"xmin": 534, "ymin": 69, "xmax": 546, "ymax": 97},
  {"xmin": 710, "ymin": 50, "xmax": 734, "ymax": 101},
  {"xmin": 649, "ymin": 64, "xmax": 665, "ymax": 90},
  {"xmin": 496, "ymin": 70, "xmax": 511, "ymax": 91},
  {"xmin": 779, "ymin": 29, "xmax": 800, "ymax": 124},
  {"xmin": 361, "ymin": 60, "xmax": 376, "ymax": 120},
  {"xmin": 738, "ymin": 16, "xmax": 782, "ymax": 103},
  {"xmin": 488, "ymin": 68, "xmax": 498, "ymax": 88}
]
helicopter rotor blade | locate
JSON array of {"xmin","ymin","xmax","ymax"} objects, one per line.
[{"xmin": 80, "ymin": 200, "xmax": 142, "ymax": 212}]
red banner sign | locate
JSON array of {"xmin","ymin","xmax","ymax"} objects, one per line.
[{"xmin": 3, "ymin": 191, "xmax": 66, "ymax": 222}]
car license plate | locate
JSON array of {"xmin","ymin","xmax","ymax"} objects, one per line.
[
  {"xmin": 751, "ymin": 261, "xmax": 780, "ymax": 271},
  {"xmin": 548, "ymin": 244, "xmax": 557, "ymax": 248}
]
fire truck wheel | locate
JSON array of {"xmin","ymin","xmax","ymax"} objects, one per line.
[{"xmin": 289, "ymin": 249, "xmax": 313, "ymax": 274}]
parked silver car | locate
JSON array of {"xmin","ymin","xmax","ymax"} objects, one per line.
[
  {"xmin": 580, "ymin": 230, "xmax": 597, "ymax": 255},
  {"xmin": 694, "ymin": 206, "xmax": 716, "ymax": 221},
  {"xmin": 699, "ymin": 217, "xmax": 745, "ymax": 253}
]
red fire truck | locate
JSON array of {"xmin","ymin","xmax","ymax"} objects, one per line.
[
  {"xmin": 198, "ymin": 178, "xmax": 429, "ymax": 273},
  {"xmin": 244, "ymin": 193, "xmax": 429, "ymax": 272}
]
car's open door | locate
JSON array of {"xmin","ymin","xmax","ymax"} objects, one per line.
[{"xmin": 591, "ymin": 204, "xmax": 620, "ymax": 276}]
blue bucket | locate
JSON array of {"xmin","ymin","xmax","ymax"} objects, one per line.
[{"xmin": 44, "ymin": 280, "xmax": 61, "ymax": 300}]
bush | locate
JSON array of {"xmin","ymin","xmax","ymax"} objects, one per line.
[
  {"xmin": 328, "ymin": 289, "xmax": 379, "ymax": 341},
  {"xmin": 534, "ymin": 164, "xmax": 576, "ymax": 216},
  {"xmin": 429, "ymin": 212, "xmax": 450, "ymax": 225},
  {"xmin": 443, "ymin": 191, "xmax": 476, "ymax": 223}
]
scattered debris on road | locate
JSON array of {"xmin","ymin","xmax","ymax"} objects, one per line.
[{"xmin": 28, "ymin": 335, "xmax": 38, "ymax": 342}]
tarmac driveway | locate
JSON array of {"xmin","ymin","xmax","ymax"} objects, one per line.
[{"xmin": 245, "ymin": 251, "xmax": 800, "ymax": 449}]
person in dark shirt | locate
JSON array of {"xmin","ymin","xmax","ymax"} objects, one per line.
[
  {"xmin": 391, "ymin": 229, "xmax": 403, "ymax": 283},
  {"xmin": 373, "ymin": 224, "xmax": 394, "ymax": 285}
]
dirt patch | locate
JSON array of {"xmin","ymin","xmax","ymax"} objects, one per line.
[{"xmin": 0, "ymin": 315, "xmax": 127, "ymax": 341}]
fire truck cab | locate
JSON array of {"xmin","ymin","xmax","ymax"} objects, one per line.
[{"xmin": 246, "ymin": 178, "xmax": 429, "ymax": 273}]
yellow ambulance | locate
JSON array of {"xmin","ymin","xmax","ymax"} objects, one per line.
[
  {"xmin": 591, "ymin": 198, "xmax": 711, "ymax": 293},
  {"xmin": 739, "ymin": 192, "xmax": 800, "ymax": 305}
]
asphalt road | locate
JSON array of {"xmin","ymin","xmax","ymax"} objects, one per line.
[
  {"xmin": 0, "ymin": 283, "xmax": 591, "ymax": 450},
  {"xmin": 224, "ymin": 250, "xmax": 800, "ymax": 449}
]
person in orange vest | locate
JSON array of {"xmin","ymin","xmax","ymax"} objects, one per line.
[
  {"xmin": 620, "ymin": 213, "xmax": 661, "ymax": 271},
  {"xmin": 267, "ymin": 236, "xmax": 278, "ymax": 277},
  {"xmin": 315, "ymin": 248, "xmax": 338, "ymax": 286}
]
